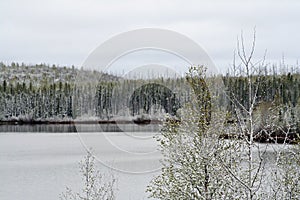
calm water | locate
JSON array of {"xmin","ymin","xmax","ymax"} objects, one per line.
[
  {"xmin": 0, "ymin": 123, "xmax": 161, "ymax": 133},
  {"xmin": 0, "ymin": 125, "xmax": 289, "ymax": 200},
  {"xmin": 0, "ymin": 130, "xmax": 162, "ymax": 200}
]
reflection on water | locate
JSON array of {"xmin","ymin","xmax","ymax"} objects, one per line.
[{"xmin": 0, "ymin": 123, "xmax": 161, "ymax": 132}]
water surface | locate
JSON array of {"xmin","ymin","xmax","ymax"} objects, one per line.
[{"xmin": 0, "ymin": 131, "xmax": 161, "ymax": 200}]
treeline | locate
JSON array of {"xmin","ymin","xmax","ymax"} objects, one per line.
[
  {"xmin": 223, "ymin": 72, "xmax": 300, "ymax": 110},
  {"xmin": 0, "ymin": 81, "xmax": 74, "ymax": 120},
  {"xmin": 0, "ymin": 64, "xmax": 299, "ymax": 124},
  {"xmin": 223, "ymin": 71, "xmax": 300, "ymax": 136},
  {"xmin": 0, "ymin": 77, "xmax": 193, "ymax": 121}
]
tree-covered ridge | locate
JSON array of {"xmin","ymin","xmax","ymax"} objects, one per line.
[
  {"xmin": 0, "ymin": 62, "xmax": 299, "ymax": 128},
  {"xmin": 0, "ymin": 62, "xmax": 117, "ymax": 86},
  {"xmin": 0, "ymin": 63, "xmax": 193, "ymax": 121}
]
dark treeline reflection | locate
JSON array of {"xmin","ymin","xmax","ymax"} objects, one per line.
[{"xmin": 0, "ymin": 123, "xmax": 161, "ymax": 133}]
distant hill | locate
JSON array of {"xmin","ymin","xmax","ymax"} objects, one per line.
[{"xmin": 0, "ymin": 62, "xmax": 119, "ymax": 86}]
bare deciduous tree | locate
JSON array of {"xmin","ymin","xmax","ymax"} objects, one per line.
[
  {"xmin": 147, "ymin": 30, "xmax": 300, "ymax": 200},
  {"xmin": 60, "ymin": 151, "xmax": 116, "ymax": 200}
]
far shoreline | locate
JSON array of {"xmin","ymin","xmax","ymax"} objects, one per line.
[{"xmin": 0, "ymin": 119, "xmax": 163, "ymax": 125}]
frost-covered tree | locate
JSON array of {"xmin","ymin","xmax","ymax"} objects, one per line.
[
  {"xmin": 217, "ymin": 30, "xmax": 271, "ymax": 199},
  {"xmin": 148, "ymin": 31, "xmax": 300, "ymax": 200},
  {"xmin": 266, "ymin": 142, "xmax": 300, "ymax": 200},
  {"xmin": 60, "ymin": 151, "xmax": 116, "ymax": 200},
  {"xmin": 147, "ymin": 66, "xmax": 239, "ymax": 199},
  {"xmin": 215, "ymin": 31, "xmax": 300, "ymax": 199}
]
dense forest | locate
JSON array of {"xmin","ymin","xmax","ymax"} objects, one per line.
[{"xmin": 0, "ymin": 63, "xmax": 299, "ymax": 133}]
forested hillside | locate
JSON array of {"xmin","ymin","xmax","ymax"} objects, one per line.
[
  {"xmin": 0, "ymin": 62, "xmax": 299, "ymax": 131},
  {"xmin": 223, "ymin": 70, "xmax": 300, "ymax": 139}
]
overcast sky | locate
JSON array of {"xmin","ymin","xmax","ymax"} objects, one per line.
[{"xmin": 1, "ymin": 0, "xmax": 300, "ymax": 73}]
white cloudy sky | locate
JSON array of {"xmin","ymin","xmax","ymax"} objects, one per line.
[{"xmin": 0, "ymin": 0, "xmax": 299, "ymax": 72}]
